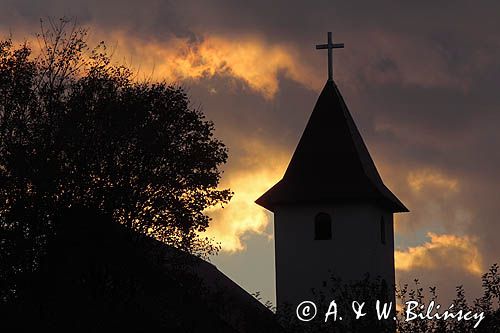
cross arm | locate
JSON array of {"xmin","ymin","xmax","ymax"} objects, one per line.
[{"xmin": 315, "ymin": 43, "xmax": 345, "ymax": 49}]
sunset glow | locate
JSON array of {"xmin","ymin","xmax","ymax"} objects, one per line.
[
  {"xmin": 204, "ymin": 139, "xmax": 289, "ymax": 252},
  {"xmin": 395, "ymin": 232, "xmax": 483, "ymax": 276},
  {"xmin": 93, "ymin": 31, "xmax": 320, "ymax": 99}
]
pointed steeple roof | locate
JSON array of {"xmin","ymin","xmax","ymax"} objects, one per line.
[{"xmin": 255, "ymin": 80, "xmax": 408, "ymax": 213}]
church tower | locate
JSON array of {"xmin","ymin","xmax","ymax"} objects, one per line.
[{"xmin": 255, "ymin": 33, "xmax": 408, "ymax": 310}]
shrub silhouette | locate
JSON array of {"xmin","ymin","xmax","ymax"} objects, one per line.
[{"xmin": 271, "ymin": 264, "xmax": 499, "ymax": 332}]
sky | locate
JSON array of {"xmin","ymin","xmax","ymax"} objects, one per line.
[{"xmin": 1, "ymin": 0, "xmax": 499, "ymax": 306}]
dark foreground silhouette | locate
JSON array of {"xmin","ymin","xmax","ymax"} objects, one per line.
[{"xmin": 2, "ymin": 207, "xmax": 283, "ymax": 332}]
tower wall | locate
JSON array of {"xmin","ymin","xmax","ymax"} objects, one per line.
[{"xmin": 274, "ymin": 203, "xmax": 395, "ymax": 310}]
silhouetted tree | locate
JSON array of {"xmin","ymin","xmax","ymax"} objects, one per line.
[{"xmin": 0, "ymin": 18, "xmax": 231, "ymax": 304}]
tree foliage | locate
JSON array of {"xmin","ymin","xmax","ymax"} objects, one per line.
[{"xmin": 0, "ymin": 19, "xmax": 231, "ymax": 303}]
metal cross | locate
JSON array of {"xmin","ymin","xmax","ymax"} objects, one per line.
[{"xmin": 316, "ymin": 32, "xmax": 344, "ymax": 81}]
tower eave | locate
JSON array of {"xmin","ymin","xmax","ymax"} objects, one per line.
[{"xmin": 255, "ymin": 183, "xmax": 409, "ymax": 214}]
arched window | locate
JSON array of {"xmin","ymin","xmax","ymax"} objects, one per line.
[
  {"xmin": 380, "ymin": 216, "xmax": 386, "ymax": 245},
  {"xmin": 314, "ymin": 212, "xmax": 332, "ymax": 240}
]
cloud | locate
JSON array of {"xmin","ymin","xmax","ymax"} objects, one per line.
[
  {"xmin": 395, "ymin": 232, "xmax": 483, "ymax": 276},
  {"xmin": 407, "ymin": 168, "xmax": 459, "ymax": 193},
  {"xmin": 203, "ymin": 139, "xmax": 289, "ymax": 252},
  {"xmin": 339, "ymin": 30, "xmax": 471, "ymax": 91},
  {"xmin": 88, "ymin": 31, "xmax": 320, "ymax": 99},
  {"xmin": 3, "ymin": 25, "xmax": 321, "ymax": 99}
]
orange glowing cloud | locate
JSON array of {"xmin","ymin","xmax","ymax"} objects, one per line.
[
  {"xmin": 97, "ymin": 31, "xmax": 321, "ymax": 99},
  {"xmin": 408, "ymin": 169, "xmax": 459, "ymax": 193},
  {"xmin": 394, "ymin": 168, "xmax": 466, "ymax": 233},
  {"xmin": 4, "ymin": 27, "xmax": 320, "ymax": 99},
  {"xmin": 203, "ymin": 139, "xmax": 289, "ymax": 252},
  {"xmin": 395, "ymin": 232, "xmax": 483, "ymax": 276}
]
